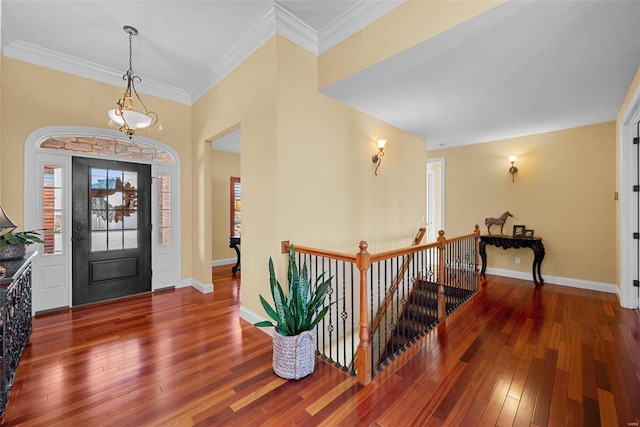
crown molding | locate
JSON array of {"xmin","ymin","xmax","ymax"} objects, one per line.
[
  {"xmin": 189, "ymin": 3, "xmax": 319, "ymax": 103},
  {"xmin": 3, "ymin": 39, "xmax": 192, "ymax": 105},
  {"xmin": 274, "ymin": 3, "xmax": 318, "ymax": 56},
  {"xmin": 318, "ymin": 0, "xmax": 404, "ymax": 55},
  {"xmin": 1, "ymin": 1, "xmax": 403, "ymax": 105},
  {"xmin": 189, "ymin": 5, "xmax": 277, "ymax": 103}
]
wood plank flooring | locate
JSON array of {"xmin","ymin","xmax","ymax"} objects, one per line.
[{"xmin": 2, "ymin": 268, "xmax": 639, "ymax": 426}]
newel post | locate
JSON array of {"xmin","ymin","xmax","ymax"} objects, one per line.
[
  {"xmin": 437, "ymin": 230, "xmax": 446, "ymax": 323},
  {"xmin": 355, "ymin": 241, "xmax": 372, "ymax": 385}
]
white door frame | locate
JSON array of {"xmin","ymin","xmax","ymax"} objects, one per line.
[
  {"xmin": 619, "ymin": 91, "xmax": 640, "ymax": 310},
  {"xmin": 426, "ymin": 157, "xmax": 445, "ymax": 243},
  {"xmin": 24, "ymin": 126, "xmax": 182, "ymax": 313}
]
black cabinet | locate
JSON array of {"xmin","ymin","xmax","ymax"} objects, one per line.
[{"xmin": 0, "ymin": 251, "xmax": 35, "ymax": 417}]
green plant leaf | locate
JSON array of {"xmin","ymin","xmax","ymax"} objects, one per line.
[
  {"xmin": 253, "ymin": 320, "xmax": 274, "ymax": 328},
  {"xmin": 308, "ymin": 306, "xmax": 330, "ymax": 330},
  {"xmin": 255, "ymin": 246, "xmax": 333, "ymax": 336},
  {"xmin": 259, "ymin": 295, "xmax": 282, "ymax": 326},
  {"xmin": 268, "ymin": 257, "xmax": 287, "ymax": 323}
]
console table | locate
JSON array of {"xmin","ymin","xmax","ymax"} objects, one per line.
[
  {"xmin": 479, "ymin": 235, "xmax": 545, "ymax": 286},
  {"xmin": 229, "ymin": 236, "xmax": 241, "ymax": 276},
  {"xmin": 0, "ymin": 251, "xmax": 36, "ymax": 417}
]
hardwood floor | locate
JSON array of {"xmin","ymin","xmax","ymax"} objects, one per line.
[{"xmin": 2, "ymin": 268, "xmax": 639, "ymax": 426}]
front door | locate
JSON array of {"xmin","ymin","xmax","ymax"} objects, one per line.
[{"xmin": 72, "ymin": 157, "xmax": 151, "ymax": 305}]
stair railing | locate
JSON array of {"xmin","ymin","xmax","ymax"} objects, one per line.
[
  {"xmin": 281, "ymin": 225, "xmax": 480, "ymax": 386},
  {"xmin": 370, "ymin": 228, "xmax": 426, "ymax": 337}
]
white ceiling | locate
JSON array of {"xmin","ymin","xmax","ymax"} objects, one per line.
[
  {"xmin": 2, "ymin": 0, "xmax": 640, "ymax": 150},
  {"xmin": 323, "ymin": 0, "xmax": 640, "ymax": 148}
]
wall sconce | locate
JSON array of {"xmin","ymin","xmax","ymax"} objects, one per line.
[
  {"xmin": 372, "ymin": 139, "xmax": 387, "ymax": 175},
  {"xmin": 508, "ymin": 155, "xmax": 518, "ymax": 183}
]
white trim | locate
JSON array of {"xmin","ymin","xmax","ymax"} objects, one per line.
[
  {"xmin": 212, "ymin": 257, "xmax": 236, "ymax": 267},
  {"xmin": 25, "ymin": 126, "xmax": 182, "ymax": 311},
  {"xmin": 189, "ymin": 6, "xmax": 276, "ymax": 103},
  {"xmin": 2, "ymin": 2, "xmax": 407, "ymax": 105},
  {"xmin": 426, "ymin": 157, "xmax": 445, "ymax": 243},
  {"xmin": 484, "ymin": 268, "xmax": 619, "ymax": 296},
  {"xmin": 179, "ymin": 278, "xmax": 214, "ymax": 294},
  {"xmin": 617, "ymin": 80, "xmax": 640, "ymax": 309},
  {"xmin": 274, "ymin": 3, "xmax": 318, "ymax": 56},
  {"xmin": 3, "ymin": 39, "xmax": 191, "ymax": 105},
  {"xmin": 239, "ymin": 306, "xmax": 272, "ymax": 336},
  {"xmin": 317, "ymin": 0, "xmax": 405, "ymax": 54}
]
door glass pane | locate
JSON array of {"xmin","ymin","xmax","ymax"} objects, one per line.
[
  {"xmin": 123, "ymin": 230, "xmax": 137, "ymax": 249},
  {"xmin": 42, "ymin": 165, "xmax": 63, "ymax": 255},
  {"xmin": 90, "ymin": 167, "xmax": 138, "ymax": 251},
  {"xmin": 91, "ymin": 231, "xmax": 107, "ymax": 251}
]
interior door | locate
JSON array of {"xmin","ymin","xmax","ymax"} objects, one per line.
[
  {"xmin": 426, "ymin": 158, "xmax": 445, "ymax": 243},
  {"xmin": 71, "ymin": 157, "xmax": 151, "ymax": 305}
]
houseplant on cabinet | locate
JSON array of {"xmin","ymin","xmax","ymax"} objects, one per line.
[
  {"xmin": 0, "ymin": 202, "xmax": 43, "ymax": 261},
  {"xmin": 255, "ymin": 246, "xmax": 332, "ymax": 379}
]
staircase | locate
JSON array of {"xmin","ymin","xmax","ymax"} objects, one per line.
[{"xmin": 380, "ymin": 278, "xmax": 475, "ymax": 363}]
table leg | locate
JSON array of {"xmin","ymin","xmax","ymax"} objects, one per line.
[
  {"xmin": 531, "ymin": 241, "xmax": 545, "ymax": 286},
  {"xmin": 479, "ymin": 239, "xmax": 487, "ymax": 275},
  {"xmin": 230, "ymin": 240, "xmax": 241, "ymax": 276}
]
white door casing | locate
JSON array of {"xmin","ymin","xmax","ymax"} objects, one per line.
[
  {"xmin": 24, "ymin": 126, "xmax": 181, "ymax": 313},
  {"xmin": 426, "ymin": 157, "xmax": 445, "ymax": 243},
  {"xmin": 619, "ymin": 88, "xmax": 640, "ymax": 310}
]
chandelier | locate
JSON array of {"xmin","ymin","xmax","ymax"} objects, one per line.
[{"xmin": 107, "ymin": 25, "xmax": 159, "ymax": 138}]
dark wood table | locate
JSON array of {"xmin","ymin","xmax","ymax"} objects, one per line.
[
  {"xmin": 479, "ymin": 234, "xmax": 545, "ymax": 286},
  {"xmin": 229, "ymin": 236, "xmax": 240, "ymax": 276}
]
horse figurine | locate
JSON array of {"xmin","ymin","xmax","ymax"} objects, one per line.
[{"xmin": 484, "ymin": 211, "xmax": 513, "ymax": 235}]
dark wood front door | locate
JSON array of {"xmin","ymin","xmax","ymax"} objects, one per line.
[{"xmin": 72, "ymin": 157, "xmax": 151, "ymax": 305}]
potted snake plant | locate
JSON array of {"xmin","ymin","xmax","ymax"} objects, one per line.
[{"xmin": 255, "ymin": 246, "xmax": 332, "ymax": 379}]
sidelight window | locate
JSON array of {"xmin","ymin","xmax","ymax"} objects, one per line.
[
  {"xmin": 42, "ymin": 165, "xmax": 63, "ymax": 255},
  {"xmin": 158, "ymin": 174, "xmax": 171, "ymax": 245}
]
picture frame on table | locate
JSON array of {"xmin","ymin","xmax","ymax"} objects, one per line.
[
  {"xmin": 524, "ymin": 229, "xmax": 534, "ymax": 239},
  {"xmin": 513, "ymin": 225, "xmax": 525, "ymax": 237}
]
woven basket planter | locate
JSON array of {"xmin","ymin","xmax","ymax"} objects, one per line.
[{"xmin": 272, "ymin": 329, "xmax": 316, "ymax": 380}]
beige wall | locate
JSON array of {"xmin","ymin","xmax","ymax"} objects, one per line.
[
  {"xmin": 192, "ymin": 36, "xmax": 278, "ymax": 291},
  {"xmin": 193, "ymin": 35, "xmax": 427, "ymax": 317},
  {"xmin": 428, "ymin": 122, "xmax": 616, "ymax": 285},
  {"xmin": 211, "ymin": 150, "xmax": 240, "ymax": 261},
  {"xmin": 0, "ymin": 57, "xmax": 195, "ymax": 277}
]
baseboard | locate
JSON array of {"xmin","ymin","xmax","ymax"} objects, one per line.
[
  {"xmin": 211, "ymin": 258, "xmax": 236, "ymax": 267},
  {"xmin": 239, "ymin": 306, "xmax": 272, "ymax": 336},
  {"xmin": 178, "ymin": 278, "xmax": 214, "ymax": 294},
  {"xmin": 484, "ymin": 267, "xmax": 618, "ymax": 294}
]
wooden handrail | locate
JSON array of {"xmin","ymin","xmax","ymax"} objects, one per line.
[
  {"xmin": 281, "ymin": 241, "xmax": 356, "ymax": 263},
  {"xmin": 281, "ymin": 225, "xmax": 480, "ymax": 386},
  {"xmin": 368, "ymin": 230, "xmax": 477, "ymax": 263}
]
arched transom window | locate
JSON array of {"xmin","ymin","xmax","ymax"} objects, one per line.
[{"xmin": 39, "ymin": 135, "xmax": 175, "ymax": 163}]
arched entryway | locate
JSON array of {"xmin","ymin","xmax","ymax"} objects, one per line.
[{"xmin": 24, "ymin": 127, "xmax": 182, "ymax": 313}]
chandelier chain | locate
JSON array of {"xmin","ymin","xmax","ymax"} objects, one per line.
[{"xmin": 128, "ymin": 31, "xmax": 133, "ymax": 72}]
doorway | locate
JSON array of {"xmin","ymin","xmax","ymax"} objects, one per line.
[
  {"xmin": 426, "ymin": 158, "xmax": 445, "ymax": 243},
  {"xmin": 71, "ymin": 157, "xmax": 152, "ymax": 305}
]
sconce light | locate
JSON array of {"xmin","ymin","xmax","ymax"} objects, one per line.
[
  {"xmin": 508, "ymin": 155, "xmax": 518, "ymax": 183},
  {"xmin": 372, "ymin": 139, "xmax": 387, "ymax": 175}
]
